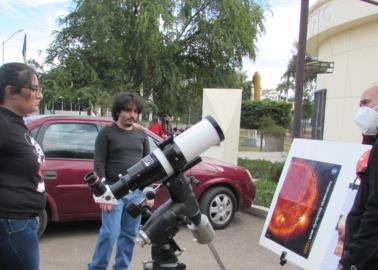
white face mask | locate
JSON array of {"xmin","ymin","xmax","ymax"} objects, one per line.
[{"xmin": 354, "ymin": 106, "xmax": 378, "ymax": 135}]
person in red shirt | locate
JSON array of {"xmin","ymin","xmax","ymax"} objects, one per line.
[{"xmin": 148, "ymin": 116, "xmax": 165, "ymax": 138}]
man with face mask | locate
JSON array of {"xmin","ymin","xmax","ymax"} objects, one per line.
[{"xmin": 337, "ymin": 83, "xmax": 378, "ymax": 270}]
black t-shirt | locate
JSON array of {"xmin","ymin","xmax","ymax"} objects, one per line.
[
  {"xmin": 0, "ymin": 107, "xmax": 46, "ymax": 218},
  {"xmin": 94, "ymin": 123, "xmax": 150, "ymax": 183}
]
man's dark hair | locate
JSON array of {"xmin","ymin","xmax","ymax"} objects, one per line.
[
  {"xmin": 111, "ymin": 92, "xmax": 144, "ymax": 121},
  {"xmin": 0, "ymin": 62, "xmax": 37, "ymax": 104}
]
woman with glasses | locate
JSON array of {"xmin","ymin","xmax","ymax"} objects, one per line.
[{"xmin": 0, "ymin": 62, "xmax": 45, "ymax": 270}]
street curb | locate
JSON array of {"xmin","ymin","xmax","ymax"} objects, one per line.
[{"xmin": 245, "ymin": 205, "xmax": 269, "ymax": 219}]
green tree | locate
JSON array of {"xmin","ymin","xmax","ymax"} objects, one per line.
[
  {"xmin": 44, "ymin": 0, "xmax": 265, "ymax": 118},
  {"xmin": 276, "ymin": 42, "xmax": 317, "ymax": 136},
  {"xmin": 241, "ymin": 100, "xmax": 292, "ymax": 130},
  {"xmin": 277, "ymin": 42, "xmax": 317, "ymax": 101},
  {"xmin": 302, "ymin": 97, "xmax": 313, "ymax": 120}
]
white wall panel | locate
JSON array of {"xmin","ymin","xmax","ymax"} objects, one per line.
[{"xmin": 201, "ymin": 88, "xmax": 242, "ymax": 165}]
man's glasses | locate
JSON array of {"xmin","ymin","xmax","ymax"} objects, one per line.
[{"xmin": 26, "ymin": 84, "xmax": 42, "ymax": 94}]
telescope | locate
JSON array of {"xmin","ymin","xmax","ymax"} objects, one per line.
[
  {"xmin": 85, "ymin": 116, "xmax": 227, "ymax": 270},
  {"xmin": 84, "ymin": 116, "xmax": 224, "ymax": 203}
]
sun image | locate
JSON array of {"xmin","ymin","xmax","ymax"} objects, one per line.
[
  {"xmin": 355, "ymin": 149, "xmax": 371, "ymax": 175},
  {"xmin": 268, "ymin": 159, "xmax": 319, "ymax": 239}
]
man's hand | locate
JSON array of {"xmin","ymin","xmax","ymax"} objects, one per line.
[
  {"xmin": 336, "ymin": 266, "xmax": 343, "ymax": 270},
  {"xmin": 99, "ymin": 203, "xmax": 114, "ymax": 212},
  {"xmin": 145, "ymin": 199, "xmax": 155, "ymax": 208}
]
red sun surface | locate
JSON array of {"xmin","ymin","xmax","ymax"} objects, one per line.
[
  {"xmin": 356, "ymin": 149, "xmax": 371, "ymax": 176},
  {"xmin": 268, "ymin": 159, "xmax": 319, "ymax": 239}
]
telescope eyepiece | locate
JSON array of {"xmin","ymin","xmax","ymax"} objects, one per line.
[
  {"xmin": 84, "ymin": 171, "xmax": 107, "ymax": 197},
  {"xmin": 84, "ymin": 171, "xmax": 98, "ymax": 185}
]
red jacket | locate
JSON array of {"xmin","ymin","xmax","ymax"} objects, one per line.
[{"xmin": 148, "ymin": 122, "xmax": 164, "ymax": 138}]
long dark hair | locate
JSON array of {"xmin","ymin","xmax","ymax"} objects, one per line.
[
  {"xmin": 111, "ymin": 92, "xmax": 144, "ymax": 121},
  {"xmin": 0, "ymin": 62, "xmax": 37, "ymax": 104},
  {"xmin": 150, "ymin": 116, "xmax": 160, "ymax": 124}
]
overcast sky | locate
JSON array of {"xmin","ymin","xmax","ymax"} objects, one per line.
[
  {"xmin": 243, "ymin": 0, "xmax": 317, "ymax": 89},
  {"xmin": 1, "ymin": 0, "xmax": 317, "ymax": 89}
]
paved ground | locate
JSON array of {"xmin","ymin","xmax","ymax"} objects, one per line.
[{"xmin": 40, "ymin": 211, "xmax": 302, "ymax": 270}]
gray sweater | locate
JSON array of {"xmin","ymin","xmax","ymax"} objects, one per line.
[{"xmin": 94, "ymin": 123, "xmax": 150, "ymax": 183}]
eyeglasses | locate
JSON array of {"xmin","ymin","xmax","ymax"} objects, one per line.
[{"xmin": 26, "ymin": 84, "xmax": 42, "ymax": 94}]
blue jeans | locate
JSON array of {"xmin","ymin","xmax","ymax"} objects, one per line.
[
  {"xmin": 0, "ymin": 217, "xmax": 39, "ymax": 270},
  {"xmin": 88, "ymin": 191, "xmax": 143, "ymax": 270}
]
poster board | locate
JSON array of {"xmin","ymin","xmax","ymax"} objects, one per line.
[{"xmin": 259, "ymin": 139, "xmax": 371, "ymax": 270}]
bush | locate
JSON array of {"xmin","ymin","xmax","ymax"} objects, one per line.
[
  {"xmin": 238, "ymin": 158, "xmax": 285, "ymax": 182},
  {"xmin": 238, "ymin": 158, "xmax": 272, "ymax": 180},
  {"xmin": 270, "ymin": 162, "xmax": 285, "ymax": 183},
  {"xmin": 260, "ymin": 116, "xmax": 287, "ymax": 137},
  {"xmin": 254, "ymin": 179, "xmax": 277, "ymax": 208},
  {"xmin": 238, "ymin": 159, "xmax": 285, "ymax": 207},
  {"xmin": 241, "ymin": 100, "xmax": 292, "ymax": 130}
]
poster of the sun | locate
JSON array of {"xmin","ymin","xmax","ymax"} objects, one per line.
[
  {"xmin": 265, "ymin": 157, "xmax": 341, "ymax": 258},
  {"xmin": 259, "ymin": 139, "xmax": 371, "ymax": 270}
]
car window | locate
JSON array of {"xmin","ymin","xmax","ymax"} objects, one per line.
[
  {"xmin": 30, "ymin": 127, "xmax": 40, "ymax": 138},
  {"xmin": 42, "ymin": 123, "xmax": 98, "ymax": 159}
]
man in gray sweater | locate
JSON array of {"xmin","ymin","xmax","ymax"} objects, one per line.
[{"xmin": 88, "ymin": 92, "xmax": 152, "ymax": 270}]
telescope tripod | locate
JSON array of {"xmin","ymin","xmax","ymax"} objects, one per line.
[
  {"xmin": 134, "ymin": 162, "xmax": 226, "ymax": 270},
  {"xmin": 142, "ymin": 230, "xmax": 186, "ymax": 270},
  {"xmin": 140, "ymin": 217, "xmax": 226, "ymax": 270}
]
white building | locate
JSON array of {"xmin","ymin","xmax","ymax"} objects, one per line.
[
  {"xmin": 307, "ymin": 0, "xmax": 378, "ymax": 142},
  {"xmin": 261, "ymin": 88, "xmax": 281, "ymax": 101}
]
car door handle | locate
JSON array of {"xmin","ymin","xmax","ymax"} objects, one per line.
[{"xmin": 43, "ymin": 171, "xmax": 57, "ymax": 180}]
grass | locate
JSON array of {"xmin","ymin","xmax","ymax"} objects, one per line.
[
  {"xmin": 253, "ymin": 179, "xmax": 277, "ymax": 208},
  {"xmin": 239, "ymin": 145, "xmax": 261, "ymax": 152}
]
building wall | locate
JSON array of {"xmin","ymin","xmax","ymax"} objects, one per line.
[
  {"xmin": 201, "ymin": 88, "xmax": 242, "ymax": 165},
  {"xmin": 307, "ymin": 0, "xmax": 378, "ymax": 143}
]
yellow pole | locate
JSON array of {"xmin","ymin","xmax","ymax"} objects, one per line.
[{"xmin": 252, "ymin": 71, "xmax": 261, "ymax": 101}]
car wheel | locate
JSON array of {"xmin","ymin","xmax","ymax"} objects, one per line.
[
  {"xmin": 37, "ymin": 209, "xmax": 48, "ymax": 238},
  {"xmin": 199, "ymin": 187, "xmax": 236, "ymax": 230}
]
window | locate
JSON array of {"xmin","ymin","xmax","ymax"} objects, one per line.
[
  {"xmin": 312, "ymin": 89, "xmax": 327, "ymax": 140},
  {"xmin": 42, "ymin": 123, "xmax": 98, "ymax": 159},
  {"xmin": 30, "ymin": 127, "xmax": 40, "ymax": 138}
]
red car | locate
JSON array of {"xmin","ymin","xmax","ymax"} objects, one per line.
[{"xmin": 25, "ymin": 115, "xmax": 255, "ymax": 237}]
